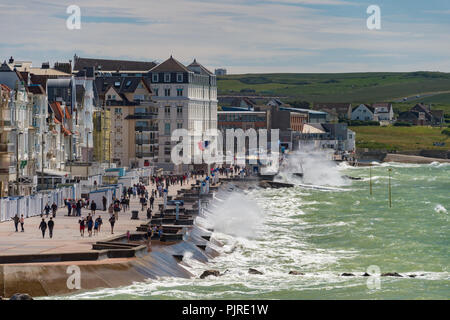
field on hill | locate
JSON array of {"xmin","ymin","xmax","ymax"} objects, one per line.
[
  {"xmin": 350, "ymin": 126, "xmax": 449, "ymax": 151},
  {"xmin": 218, "ymin": 72, "xmax": 450, "ymax": 104}
]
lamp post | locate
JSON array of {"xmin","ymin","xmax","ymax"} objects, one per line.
[
  {"xmin": 388, "ymin": 168, "xmax": 392, "ymax": 208},
  {"xmin": 41, "ymin": 130, "xmax": 47, "ymax": 191},
  {"xmin": 14, "ymin": 129, "xmax": 23, "ymax": 196},
  {"xmin": 86, "ymin": 130, "xmax": 91, "ymax": 178}
]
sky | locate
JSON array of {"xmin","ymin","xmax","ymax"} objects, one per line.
[{"xmin": 1, "ymin": 0, "xmax": 449, "ymax": 74}]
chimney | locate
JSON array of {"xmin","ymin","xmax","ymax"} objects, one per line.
[
  {"xmin": 42, "ymin": 62, "xmax": 50, "ymax": 69},
  {"xmin": 8, "ymin": 56, "xmax": 14, "ymax": 64}
]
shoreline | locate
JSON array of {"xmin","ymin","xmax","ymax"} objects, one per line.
[{"xmin": 0, "ymin": 175, "xmax": 233, "ymax": 299}]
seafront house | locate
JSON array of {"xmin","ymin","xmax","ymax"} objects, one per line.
[
  {"xmin": 372, "ymin": 103, "xmax": 394, "ymax": 122},
  {"xmin": 0, "ymin": 61, "xmax": 37, "ymax": 196},
  {"xmin": 0, "ymin": 84, "xmax": 13, "ymax": 197},
  {"xmin": 94, "ymin": 75, "xmax": 157, "ymax": 168},
  {"xmin": 297, "ymin": 123, "xmax": 355, "ymax": 152},
  {"xmin": 351, "ymin": 104, "xmax": 375, "ymax": 121},
  {"xmin": 149, "ymin": 56, "xmax": 218, "ymax": 172}
]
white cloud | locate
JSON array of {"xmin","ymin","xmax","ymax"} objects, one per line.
[{"xmin": 0, "ymin": 0, "xmax": 449, "ymax": 73}]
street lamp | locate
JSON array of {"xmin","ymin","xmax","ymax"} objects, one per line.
[
  {"xmin": 12, "ymin": 129, "xmax": 23, "ymax": 195},
  {"xmin": 41, "ymin": 130, "xmax": 48, "ymax": 191},
  {"xmin": 86, "ymin": 130, "xmax": 92, "ymax": 178}
]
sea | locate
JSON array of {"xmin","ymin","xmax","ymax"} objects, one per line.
[{"xmin": 56, "ymin": 153, "xmax": 449, "ymax": 300}]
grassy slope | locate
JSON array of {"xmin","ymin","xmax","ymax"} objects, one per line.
[
  {"xmin": 218, "ymin": 72, "xmax": 450, "ymax": 104},
  {"xmin": 350, "ymin": 126, "xmax": 450, "ymax": 151}
]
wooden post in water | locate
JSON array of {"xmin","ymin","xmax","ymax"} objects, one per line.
[{"xmin": 388, "ymin": 168, "xmax": 392, "ymax": 208}]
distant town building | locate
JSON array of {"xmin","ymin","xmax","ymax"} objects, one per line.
[
  {"xmin": 398, "ymin": 103, "xmax": 444, "ymax": 126},
  {"xmin": 218, "ymin": 111, "xmax": 269, "ymax": 131},
  {"xmin": 372, "ymin": 103, "xmax": 394, "ymax": 122},
  {"xmin": 351, "ymin": 104, "xmax": 375, "ymax": 121},
  {"xmin": 296, "ymin": 123, "xmax": 355, "ymax": 152},
  {"xmin": 312, "ymin": 103, "xmax": 352, "ymax": 122},
  {"xmin": 214, "ymin": 68, "xmax": 227, "ymax": 76},
  {"xmin": 73, "ymin": 55, "xmax": 157, "ymax": 77}
]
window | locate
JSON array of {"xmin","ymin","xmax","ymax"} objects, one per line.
[
  {"xmin": 154, "ymin": 88, "xmax": 159, "ymax": 96},
  {"xmin": 177, "ymin": 73, "xmax": 183, "ymax": 82},
  {"xmin": 164, "ymin": 73, "xmax": 170, "ymax": 82},
  {"xmin": 164, "ymin": 123, "xmax": 171, "ymax": 135},
  {"xmin": 177, "ymin": 106, "xmax": 183, "ymax": 117},
  {"xmin": 177, "ymin": 88, "xmax": 183, "ymax": 96},
  {"xmin": 165, "ymin": 106, "xmax": 171, "ymax": 116},
  {"xmin": 177, "ymin": 122, "xmax": 183, "ymax": 129},
  {"xmin": 152, "ymin": 74, "xmax": 159, "ymax": 82},
  {"xmin": 164, "ymin": 88, "xmax": 171, "ymax": 96},
  {"xmin": 114, "ymin": 108, "xmax": 122, "ymax": 114}
]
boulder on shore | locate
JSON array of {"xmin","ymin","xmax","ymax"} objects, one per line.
[
  {"xmin": 381, "ymin": 272, "xmax": 403, "ymax": 277},
  {"xmin": 9, "ymin": 293, "xmax": 33, "ymax": 300},
  {"xmin": 248, "ymin": 268, "xmax": 264, "ymax": 275},
  {"xmin": 199, "ymin": 270, "xmax": 221, "ymax": 279},
  {"xmin": 289, "ymin": 271, "xmax": 305, "ymax": 275},
  {"xmin": 362, "ymin": 272, "xmax": 371, "ymax": 277}
]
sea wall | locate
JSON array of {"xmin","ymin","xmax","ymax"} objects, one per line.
[{"xmin": 0, "ymin": 225, "xmax": 214, "ymax": 298}]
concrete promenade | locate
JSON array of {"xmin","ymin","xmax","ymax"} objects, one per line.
[{"xmin": 0, "ymin": 176, "xmax": 200, "ymax": 256}]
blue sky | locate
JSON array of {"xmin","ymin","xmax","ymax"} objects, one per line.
[{"xmin": 1, "ymin": 0, "xmax": 449, "ymax": 73}]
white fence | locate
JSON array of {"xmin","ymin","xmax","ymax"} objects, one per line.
[{"xmin": 0, "ymin": 184, "xmax": 81, "ymax": 222}]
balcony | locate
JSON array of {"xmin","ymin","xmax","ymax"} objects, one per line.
[
  {"xmin": 0, "ymin": 143, "xmax": 15, "ymax": 153},
  {"xmin": 135, "ymin": 126, "xmax": 159, "ymax": 132},
  {"xmin": 0, "ymin": 166, "xmax": 15, "ymax": 175},
  {"xmin": 136, "ymin": 152, "xmax": 156, "ymax": 158},
  {"xmin": 136, "ymin": 138, "xmax": 158, "ymax": 145},
  {"xmin": 125, "ymin": 113, "xmax": 158, "ymax": 120}
]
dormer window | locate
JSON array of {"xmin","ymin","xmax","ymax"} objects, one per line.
[
  {"xmin": 164, "ymin": 73, "xmax": 171, "ymax": 82},
  {"xmin": 152, "ymin": 74, "xmax": 159, "ymax": 82},
  {"xmin": 176, "ymin": 73, "xmax": 183, "ymax": 82}
]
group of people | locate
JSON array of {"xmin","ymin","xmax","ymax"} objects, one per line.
[{"xmin": 78, "ymin": 214, "xmax": 103, "ymax": 237}]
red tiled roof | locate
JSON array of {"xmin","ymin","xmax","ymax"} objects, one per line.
[
  {"xmin": 0, "ymin": 84, "xmax": 11, "ymax": 91},
  {"xmin": 65, "ymin": 106, "xmax": 71, "ymax": 119},
  {"xmin": 50, "ymin": 102, "xmax": 64, "ymax": 122}
]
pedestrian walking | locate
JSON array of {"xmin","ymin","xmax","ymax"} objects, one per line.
[
  {"xmin": 20, "ymin": 214, "xmax": 24, "ymax": 232},
  {"xmin": 79, "ymin": 217, "xmax": 85, "ymax": 237},
  {"xmin": 44, "ymin": 203, "xmax": 50, "ymax": 217},
  {"xmin": 102, "ymin": 196, "xmax": 107, "ymax": 211},
  {"xmin": 39, "ymin": 218, "xmax": 47, "ymax": 238},
  {"xmin": 48, "ymin": 217, "xmax": 54, "ymax": 238},
  {"xmin": 90, "ymin": 200, "xmax": 97, "ymax": 215},
  {"xmin": 109, "ymin": 215, "xmax": 116, "ymax": 234},
  {"xmin": 87, "ymin": 216, "xmax": 93, "ymax": 237},
  {"xmin": 13, "ymin": 214, "xmax": 20, "ymax": 232},
  {"xmin": 96, "ymin": 216, "xmax": 103, "ymax": 233},
  {"xmin": 51, "ymin": 202, "xmax": 58, "ymax": 218}
]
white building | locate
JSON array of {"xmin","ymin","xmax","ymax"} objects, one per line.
[
  {"xmin": 149, "ymin": 56, "xmax": 217, "ymax": 171},
  {"xmin": 372, "ymin": 103, "xmax": 394, "ymax": 122},
  {"xmin": 351, "ymin": 104, "xmax": 375, "ymax": 121}
]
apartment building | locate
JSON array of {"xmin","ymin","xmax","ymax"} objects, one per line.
[
  {"xmin": 149, "ymin": 56, "xmax": 218, "ymax": 171},
  {"xmin": 95, "ymin": 76, "xmax": 157, "ymax": 168}
]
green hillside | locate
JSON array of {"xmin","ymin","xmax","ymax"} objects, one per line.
[{"xmin": 218, "ymin": 72, "xmax": 450, "ymax": 104}]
